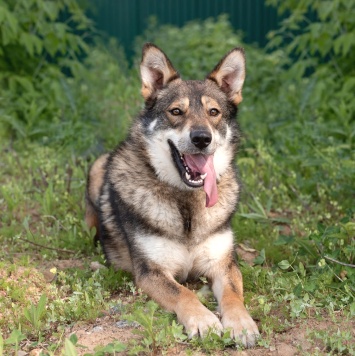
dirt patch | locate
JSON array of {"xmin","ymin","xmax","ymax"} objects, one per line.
[
  {"xmin": 230, "ymin": 316, "xmax": 355, "ymax": 356},
  {"xmin": 61, "ymin": 312, "xmax": 355, "ymax": 355},
  {"xmin": 0, "ymin": 265, "xmax": 56, "ymax": 334},
  {"xmin": 65, "ymin": 316, "xmax": 139, "ymax": 355},
  {"xmin": 236, "ymin": 243, "xmax": 259, "ymax": 265},
  {"xmin": 38, "ymin": 259, "xmax": 87, "ymax": 282}
]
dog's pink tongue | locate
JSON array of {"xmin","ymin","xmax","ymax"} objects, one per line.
[{"xmin": 184, "ymin": 154, "xmax": 218, "ymax": 208}]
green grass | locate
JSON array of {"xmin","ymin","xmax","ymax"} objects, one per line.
[
  {"xmin": 1, "ymin": 105, "xmax": 354, "ymax": 355},
  {"xmin": 1, "ymin": 9, "xmax": 355, "ymax": 356}
]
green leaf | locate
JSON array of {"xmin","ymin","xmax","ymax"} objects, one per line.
[
  {"xmin": 278, "ymin": 260, "xmax": 291, "ymax": 270},
  {"xmin": 14, "ymin": 76, "xmax": 34, "ymax": 92},
  {"xmin": 298, "ymin": 262, "xmax": 306, "ymax": 277},
  {"xmin": 1, "ymin": 23, "xmax": 14, "ymax": 45},
  {"xmin": 293, "ymin": 282, "xmax": 303, "ymax": 297},
  {"xmin": 43, "ymin": 1, "xmax": 59, "ymax": 21},
  {"xmin": 69, "ymin": 333, "xmax": 78, "ymax": 346},
  {"xmin": 4, "ymin": 329, "xmax": 26, "ymax": 345},
  {"xmin": 334, "ymin": 33, "xmax": 355, "ymax": 56},
  {"xmin": 4, "ymin": 9, "xmax": 18, "ymax": 36},
  {"xmin": 64, "ymin": 338, "xmax": 78, "ymax": 356},
  {"xmin": 253, "ymin": 249, "xmax": 266, "ymax": 265},
  {"xmin": 274, "ymin": 235, "xmax": 295, "ymax": 246},
  {"xmin": 318, "ymin": 1, "xmax": 333, "ymax": 21},
  {"xmin": 37, "ymin": 294, "xmax": 47, "ymax": 319},
  {"xmin": 19, "ymin": 32, "xmax": 35, "ymax": 57}
]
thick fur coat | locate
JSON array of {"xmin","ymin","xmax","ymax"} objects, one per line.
[{"xmin": 85, "ymin": 43, "xmax": 259, "ymax": 347}]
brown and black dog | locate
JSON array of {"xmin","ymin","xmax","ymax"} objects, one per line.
[{"xmin": 86, "ymin": 43, "xmax": 259, "ymax": 347}]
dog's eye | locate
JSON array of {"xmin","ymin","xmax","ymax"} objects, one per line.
[
  {"xmin": 209, "ymin": 108, "xmax": 220, "ymax": 117},
  {"xmin": 170, "ymin": 108, "xmax": 183, "ymax": 116}
]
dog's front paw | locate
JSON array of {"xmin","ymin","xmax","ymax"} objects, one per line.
[
  {"xmin": 180, "ymin": 307, "xmax": 223, "ymax": 338},
  {"xmin": 222, "ymin": 309, "xmax": 260, "ymax": 348}
]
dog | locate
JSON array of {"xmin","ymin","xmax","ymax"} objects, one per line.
[{"xmin": 85, "ymin": 43, "xmax": 260, "ymax": 347}]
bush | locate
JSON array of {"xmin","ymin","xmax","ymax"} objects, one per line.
[
  {"xmin": 0, "ymin": 0, "xmax": 137, "ymax": 151},
  {"xmin": 0, "ymin": 0, "xmax": 91, "ymax": 139}
]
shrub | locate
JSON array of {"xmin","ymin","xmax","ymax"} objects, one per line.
[
  {"xmin": 0, "ymin": 0, "xmax": 136, "ymax": 151},
  {"xmin": 0, "ymin": 0, "xmax": 92, "ymax": 139}
]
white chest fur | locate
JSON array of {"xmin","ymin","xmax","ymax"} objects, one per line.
[{"xmin": 135, "ymin": 229, "xmax": 234, "ymax": 281}]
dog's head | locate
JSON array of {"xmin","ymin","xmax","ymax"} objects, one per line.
[{"xmin": 140, "ymin": 43, "xmax": 246, "ymax": 207}]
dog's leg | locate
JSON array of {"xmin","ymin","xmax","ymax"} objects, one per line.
[
  {"xmin": 136, "ymin": 268, "xmax": 223, "ymax": 337},
  {"xmin": 211, "ymin": 256, "xmax": 260, "ymax": 347}
]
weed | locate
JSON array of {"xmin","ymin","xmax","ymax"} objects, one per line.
[
  {"xmin": 125, "ymin": 300, "xmax": 187, "ymax": 354},
  {"xmin": 92, "ymin": 341, "xmax": 127, "ymax": 355},
  {"xmin": 23, "ymin": 294, "xmax": 47, "ymax": 337},
  {"xmin": 189, "ymin": 329, "xmax": 236, "ymax": 352},
  {"xmin": 307, "ymin": 328, "xmax": 355, "ymax": 355},
  {"xmin": 63, "ymin": 337, "xmax": 79, "ymax": 356},
  {"xmin": 2, "ymin": 329, "xmax": 26, "ymax": 355}
]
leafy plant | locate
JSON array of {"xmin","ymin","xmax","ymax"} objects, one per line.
[
  {"xmin": 63, "ymin": 337, "xmax": 79, "ymax": 356},
  {"xmin": 189, "ymin": 329, "xmax": 237, "ymax": 352},
  {"xmin": 125, "ymin": 300, "xmax": 187, "ymax": 354},
  {"xmin": 23, "ymin": 294, "xmax": 48, "ymax": 336},
  {"xmin": 308, "ymin": 328, "xmax": 355, "ymax": 355},
  {"xmin": 0, "ymin": 0, "xmax": 93, "ymax": 139},
  {"xmin": 3, "ymin": 329, "xmax": 26, "ymax": 355},
  {"xmin": 0, "ymin": 0, "xmax": 136, "ymax": 151},
  {"xmin": 92, "ymin": 341, "xmax": 126, "ymax": 355}
]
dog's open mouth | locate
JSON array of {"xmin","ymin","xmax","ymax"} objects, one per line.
[{"xmin": 168, "ymin": 140, "xmax": 218, "ymax": 207}]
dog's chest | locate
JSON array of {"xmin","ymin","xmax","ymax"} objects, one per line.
[
  {"xmin": 147, "ymin": 190, "xmax": 226, "ymax": 241},
  {"xmin": 135, "ymin": 228, "xmax": 234, "ymax": 282},
  {"xmin": 109, "ymin": 153, "xmax": 236, "ymax": 240}
]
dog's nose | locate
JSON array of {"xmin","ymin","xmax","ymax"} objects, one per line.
[{"xmin": 190, "ymin": 129, "xmax": 212, "ymax": 149}]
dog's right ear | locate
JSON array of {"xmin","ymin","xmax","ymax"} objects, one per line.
[{"xmin": 140, "ymin": 43, "xmax": 180, "ymax": 100}]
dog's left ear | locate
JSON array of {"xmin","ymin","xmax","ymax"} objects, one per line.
[
  {"xmin": 140, "ymin": 43, "xmax": 180, "ymax": 100},
  {"xmin": 207, "ymin": 48, "xmax": 246, "ymax": 105}
]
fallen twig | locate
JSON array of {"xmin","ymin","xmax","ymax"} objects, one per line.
[
  {"xmin": 324, "ymin": 255, "xmax": 355, "ymax": 268},
  {"xmin": 18, "ymin": 237, "xmax": 76, "ymax": 254}
]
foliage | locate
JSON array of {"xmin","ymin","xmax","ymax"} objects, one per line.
[
  {"xmin": 266, "ymin": 0, "xmax": 355, "ymax": 128},
  {"xmin": 0, "ymin": 0, "xmax": 91, "ymax": 140},
  {"xmin": 260, "ymin": 0, "xmax": 355, "ymax": 203},
  {"xmin": 23, "ymin": 294, "xmax": 48, "ymax": 336},
  {"xmin": 0, "ymin": 0, "xmax": 137, "ymax": 151},
  {"xmin": 307, "ymin": 328, "xmax": 355, "ymax": 355},
  {"xmin": 125, "ymin": 300, "xmax": 187, "ymax": 354},
  {"xmin": 135, "ymin": 15, "xmax": 247, "ymax": 80},
  {"xmin": 2, "ymin": 329, "xmax": 26, "ymax": 355}
]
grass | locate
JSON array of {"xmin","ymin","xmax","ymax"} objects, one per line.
[
  {"xmin": 1, "ymin": 129, "xmax": 354, "ymax": 355},
  {"xmin": 0, "ymin": 13, "xmax": 354, "ymax": 356}
]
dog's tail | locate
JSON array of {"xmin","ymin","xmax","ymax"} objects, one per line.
[{"xmin": 85, "ymin": 153, "xmax": 109, "ymax": 242}]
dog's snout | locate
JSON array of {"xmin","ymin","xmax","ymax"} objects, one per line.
[{"xmin": 190, "ymin": 129, "xmax": 212, "ymax": 150}]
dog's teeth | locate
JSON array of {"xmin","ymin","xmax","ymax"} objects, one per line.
[
  {"xmin": 200, "ymin": 173, "xmax": 207, "ymax": 179},
  {"xmin": 185, "ymin": 172, "xmax": 191, "ymax": 180}
]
